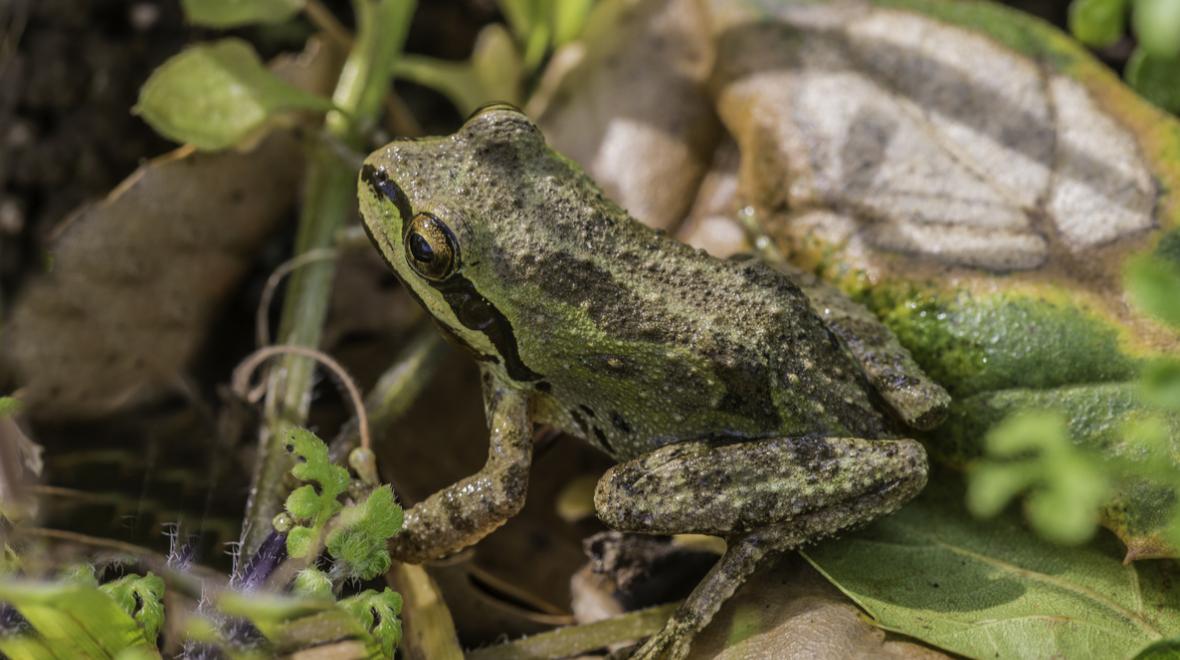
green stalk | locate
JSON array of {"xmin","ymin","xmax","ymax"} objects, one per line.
[{"xmin": 242, "ymin": 0, "xmax": 416, "ymax": 557}]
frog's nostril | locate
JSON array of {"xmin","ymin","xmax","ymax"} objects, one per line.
[{"xmin": 361, "ymin": 163, "xmax": 413, "ymax": 221}]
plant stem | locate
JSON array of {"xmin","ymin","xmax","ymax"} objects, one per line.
[
  {"xmin": 242, "ymin": 0, "xmax": 416, "ymax": 557},
  {"xmin": 465, "ymin": 603, "xmax": 678, "ymax": 659}
]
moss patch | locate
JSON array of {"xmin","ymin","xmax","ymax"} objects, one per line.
[{"xmin": 863, "ymin": 287, "xmax": 1140, "ymax": 397}]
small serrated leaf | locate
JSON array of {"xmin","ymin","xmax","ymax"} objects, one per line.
[
  {"xmin": 325, "ymin": 485, "xmax": 403, "ymax": 580},
  {"xmin": 338, "ymin": 588, "xmax": 402, "ymax": 657},
  {"xmin": 286, "ymin": 527, "xmax": 314, "ymax": 558},
  {"xmin": 281, "ymin": 428, "xmax": 349, "ymax": 557},
  {"xmin": 100, "ymin": 574, "xmax": 166, "ymax": 643},
  {"xmin": 285, "ymin": 485, "xmax": 321, "ymax": 521},
  {"xmin": 135, "ymin": 39, "xmax": 334, "ymax": 150},
  {"xmin": 182, "ymin": 0, "xmax": 306, "ymax": 27},
  {"xmin": 292, "ymin": 568, "xmax": 333, "ymax": 600}
]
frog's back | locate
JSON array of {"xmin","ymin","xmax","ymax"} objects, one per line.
[{"xmin": 484, "ymin": 172, "xmax": 894, "ymax": 458}]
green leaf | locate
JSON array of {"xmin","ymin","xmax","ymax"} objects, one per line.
[
  {"xmin": 135, "ymin": 38, "xmax": 335, "ymax": 150},
  {"xmin": 394, "ymin": 57, "xmax": 487, "ymax": 116},
  {"xmin": 522, "ymin": 23, "xmax": 551, "ymax": 73},
  {"xmin": 471, "ymin": 24, "xmax": 525, "ymax": 106},
  {"xmin": 338, "ymin": 588, "xmax": 403, "ymax": 658},
  {"xmin": 337, "ymin": 0, "xmax": 417, "ymax": 138},
  {"xmin": 1125, "ymin": 254, "xmax": 1180, "ymax": 327},
  {"xmin": 0, "ymin": 396, "xmax": 21, "ymax": 418},
  {"xmin": 100, "ymin": 573, "xmax": 166, "ymax": 643},
  {"xmin": 1135, "ymin": 637, "xmax": 1180, "ymax": 659},
  {"xmin": 1126, "ymin": 48, "xmax": 1180, "ymax": 114},
  {"xmin": 1133, "ymin": 0, "xmax": 1180, "ymax": 58},
  {"xmin": 0, "ymin": 579, "xmax": 160, "ymax": 658},
  {"xmin": 498, "ymin": 0, "xmax": 541, "ymax": 43},
  {"xmin": 1143, "ymin": 359, "xmax": 1180, "ymax": 409},
  {"xmin": 286, "ymin": 525, "xmax": 314, "ymax": 559},
  {"xmin": 325, "ymin": 485, "xmax": 403, "ymax": 580},
  {"xmin": 181, "ymin": 0, "xmax": 305, "ymax": 27},
  {"xmin": 285, "ymin": 485, "xmax": 321, "ymax": 520},
  {"xmin": 292, "ymin": 568, "xmax": 333, "ymax": 600},
  {"xmin": 806, "ymin": 485, "xmax": 1180, "ymax": 659},
  {"xmin": 1069, "ymin": 0, "xmax": 1128, "ymax": 46},
  {"xmin": 967, "ymin": 411, "xmax": 1110, "ymax": 545},
  {"xmin": 552, "ymin": 0, "xmax": 595, "ymax": 46}
]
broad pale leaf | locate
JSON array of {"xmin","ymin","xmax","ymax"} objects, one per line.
[
  {"xmin": 689, "ymin": 556, "xmax": 948, "ymax": 659},
  {"xmin": 3, "ymin": 40, "xmax": 338, "ymax": 418},
  {"xmin": 806, "ymin": 486, "xmax": 1180, "ymax": 659}
]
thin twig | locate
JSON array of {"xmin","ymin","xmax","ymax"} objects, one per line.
[
  {"xmin": 303, "ymin": 0, "xmax": 353, "ymax": 52},
  {"xmin": 256, "ymin": 248, "xmax": 338, "ymax": 349},
  {"xmin": 233, "ymin": 345, "xmax": 371, "ymax": 452}
]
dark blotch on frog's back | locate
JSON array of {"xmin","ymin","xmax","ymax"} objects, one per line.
[{"xmin": 610, "ymin": 411, "xmax": 633, "ymax": 434}]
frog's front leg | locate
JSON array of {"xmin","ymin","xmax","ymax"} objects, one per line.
[
  {"xmin": 595, "ymin": 435, "xmax": 927, "ymax": 660},
  {"xmin": 388, "ymin": 376, "xmax": 532, "ymax": 563}
]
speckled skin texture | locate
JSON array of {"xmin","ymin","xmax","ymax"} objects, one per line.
[{"xmin": 358, "ymin": 107, "xmax": 941, "ymax": 659}]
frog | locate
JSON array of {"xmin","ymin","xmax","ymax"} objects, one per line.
[{"xmin": 357, "ymin": 103, "xmax": 951, "ymax": 659}]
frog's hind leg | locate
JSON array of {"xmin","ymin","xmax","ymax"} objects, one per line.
[{"xmin": 595, "ymin": 435, "xmax": 927, "ymax": 660}]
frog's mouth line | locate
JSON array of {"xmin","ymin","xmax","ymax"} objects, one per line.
[{"xmin": 426, "ymin": 274, "xmax": 543, "ymax": 384}]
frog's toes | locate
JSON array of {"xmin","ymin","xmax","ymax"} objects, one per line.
[{"xmin": 631, "ymin": 624, "xmax": 693, "ymax": 660}]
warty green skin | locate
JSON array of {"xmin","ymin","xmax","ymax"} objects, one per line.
[{"xmin": 358, "ymin": 107, "xmax": 941, "ymax": 660}]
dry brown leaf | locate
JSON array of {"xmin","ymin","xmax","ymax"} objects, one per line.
[
  {"xmin": 689, "ymin": 556, "xmax": 948, "ymax": 660},
  {"xmin": 2, "ymin": 40, "xmax": 340, "ymax": 419}
]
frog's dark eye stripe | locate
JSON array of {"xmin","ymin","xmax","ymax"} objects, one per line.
[
  {"xmin": 360, "ymin": 164, "xmax": 413, "ymax": 224},
  {"xmin": 404, "ymin": 212, "xmax": 459, "ymax": 281}
]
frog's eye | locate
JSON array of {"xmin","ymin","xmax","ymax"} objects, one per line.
[{"xmin": 404, "ymin": 212, "xmax": 459, "ymax": 281}]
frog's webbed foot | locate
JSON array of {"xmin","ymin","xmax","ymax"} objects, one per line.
[
  {"xmin": 387, "ymin": 380, "xmax": 533, "ymax": 563},
  {"xmin": 630, "ymin": 533, "xmax": 770, "ymax": 660}
]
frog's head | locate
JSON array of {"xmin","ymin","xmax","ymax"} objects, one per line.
[{"xmin": 358, "ymin": 104, "xmax": 616, "ymax": 385}]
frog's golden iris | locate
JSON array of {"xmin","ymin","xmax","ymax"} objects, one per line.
[{"xmin": 404, "ymin": 212, "xmax": 459, "ymax": 281}]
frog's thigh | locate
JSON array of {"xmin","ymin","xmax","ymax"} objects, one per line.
[
  {"xmin": 388, "ymin": 380, "xmax": 532, "ymax": 564},
  {"xmin": 600, "ymin": 436, "xmax": 928, "ymax": 660},
  {"xmin": 595, "ymin": 435, "xmax": 927, "ymax": 538}
]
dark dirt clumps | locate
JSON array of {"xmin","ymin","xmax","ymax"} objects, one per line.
[{"xmin": 0, "ymin": 0, "xmax": 189, "ymax": 309}]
